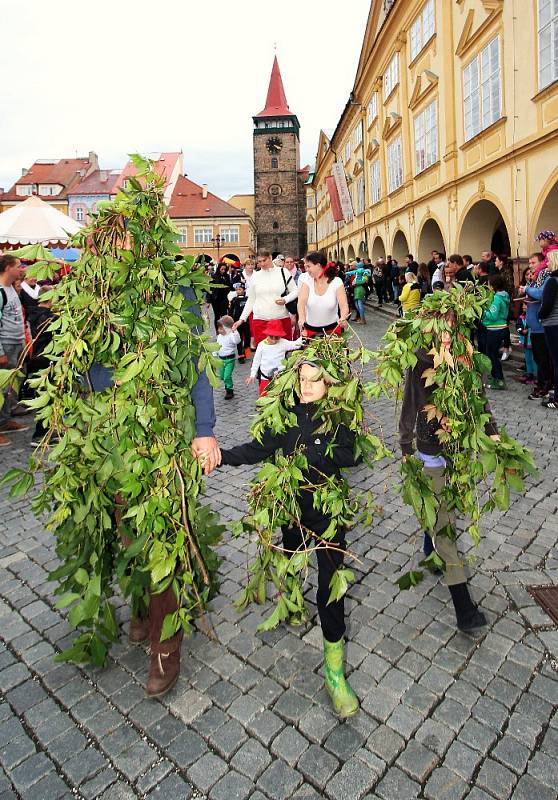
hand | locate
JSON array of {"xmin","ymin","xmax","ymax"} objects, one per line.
[
  {"xmin": 245, "ymin": 376, "xmax": 256, "ymax": 385},
  {"xmin": 191, "ymin": 436, "xmax": 221, "ymax": 475},
  {"xmin": 489, "ymin": 434, "xmax": 501, "ymax": 442},
  {"xmin": 231, "ymin": 320, "xmax": 242, "ymax": 331},
  {"xmin": 275, "ymin": 298, "xmax": 286, "ymax": 306},
  {"xmin": 338, "ymin": 319, "xmax": 348, "ymax": 329},
  {"xmin": 0, "ymin": 355, "xmax": 8, "ymax": 368}
]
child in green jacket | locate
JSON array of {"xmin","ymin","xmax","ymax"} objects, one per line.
[{"xmin": 481, "ymin": 274, "xmax": 510, "ymax": 389}]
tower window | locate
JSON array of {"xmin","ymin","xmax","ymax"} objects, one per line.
[
  {"xmin": 273, "ymin": 222, "xmax": 279, "ymax": 229},
  {"xmin": 271, "ymin": 158, "xmax": 278, "ymax": 169}
]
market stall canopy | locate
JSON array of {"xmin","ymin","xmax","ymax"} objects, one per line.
[{"xmin": 0, "ymin": 195, "xmax": 82, "ymax": 246}]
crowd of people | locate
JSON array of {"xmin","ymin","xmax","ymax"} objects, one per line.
[{"xmin": 202, "ymin": 235, "xmax": 558, "ymax": 411}]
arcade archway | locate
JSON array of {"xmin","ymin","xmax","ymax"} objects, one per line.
[{"xmin": 458, "ymin": 199, "xmax": 511, "ymax": 258}]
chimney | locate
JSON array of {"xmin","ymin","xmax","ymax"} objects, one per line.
[
  {"xmin": 21, "ymin": 168, "xmax": 28, "ymax": 177},
  {"xmin": 99, "ymin": 170, "xmax": 108, "ymax": 182},
  {"xmin": 88, "ymin": 151, "xmax": 99, "ymax": 171},
  {"xmin": 202, "ymin": 184, "xmax": 208, "ymax": 199}
]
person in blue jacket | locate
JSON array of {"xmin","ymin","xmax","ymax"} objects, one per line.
[
  {"xmin": 518, "ymin": 253, "xmax": 553, "ymax": 400},
  {"xmin": 87, "ymin": 281, "xmax": 221, "ymax": 697}
]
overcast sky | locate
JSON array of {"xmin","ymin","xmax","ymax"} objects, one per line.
[{"xmin": 0, "ymin": 0, "xmax": 371, "ymax": 199}]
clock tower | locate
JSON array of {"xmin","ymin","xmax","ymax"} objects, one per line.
[{"xmin": 253, "ymin": 56, "xmax": 307, "ymax": 257}]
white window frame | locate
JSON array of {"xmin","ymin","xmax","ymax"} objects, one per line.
[
  {"xmin": 16, "ymin": 185, "xmax": 33, "ymax": 196},
  {"xmin": 414, "ymin": 99, "xmax": 438, "ymax": 174},
  {"xmin": 410, "ymin": 0, "xmax": 435, "ymax": 61},
  {"xmin": 367, "ymin": 93, "xmax": 378, "ymax": 125},
  {"xmin": 463, "ymin": 36, "xmax": 501, "ymax": 142},
  {"xmin": 194, "ymin": 226, "xmax": 213, "ymax": 244},
  {"xmin": 344, "ymin": 140, "xmax": 352, "ymax": 163},
  {"xmin": 177, "ymin": 227, "xmax": 187, "ymax": 244},
  {"xmin": 384, "ymin": 53, "xmax": 399, "ymax": 98},
  {"xmin": 387, "ymin": 136, "xmax": 404, "ymax": 193},
  {"xmin": 219, "ymin": 226, "xmax": 240, "ymax": 243},
  {"xmin": 538, "ymin": 0, "xmax": 558, "ymax": 90},
  {"xmin": 75, "ymin": 206, "xmax": 84, "ymax": 222},
  {"xmin": 356, "ymin": 176, "xmax": 365, "ymax": 215},
  {"xmin": 354, "ymin": 121, "xmax": 363, "ymax": 148},
  {"xmin": 370, "ymin": 160, "xmax": 381, "ymax": 204}
]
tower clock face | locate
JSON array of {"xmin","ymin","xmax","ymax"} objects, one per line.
[
  {"xmin": 266, "ymin": 136, "xmax": 282, "ymax": 154},
  {"xmin": 268, "ymin": 184, "xmax": 282, "ymax": 196}
]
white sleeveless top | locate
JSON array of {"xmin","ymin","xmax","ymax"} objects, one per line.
[{"xmin": 300, "ymin": 274, "xmax": 343, "ymax": 327}]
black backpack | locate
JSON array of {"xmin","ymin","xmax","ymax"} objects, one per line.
[{"xmin": 0, "ymin": 287, "xmax": 6, "ymax": 320}]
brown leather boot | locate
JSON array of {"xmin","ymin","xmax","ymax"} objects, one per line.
[
  {"xmin": 146, "ymin": 584, "xmax": 183, "ymax": 698},
  {"xmin": 146, "ymin": 647, "xmax": 181, "ymax": 697},
  {"xmin": 128, "ymin": 616, "xmax": 149, "ymax": 644}
]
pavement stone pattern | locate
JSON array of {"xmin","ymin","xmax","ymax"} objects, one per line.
[{"xmin": 0, "ymin": 310, "xmax": 557, "ymax": 799}]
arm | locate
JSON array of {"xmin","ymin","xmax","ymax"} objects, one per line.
[
  {"xmin": 297, "ymin": 281, "xmax": 310, "ymax": 328},
  {"xmin": 399, "ymin": 284, "xmax": 410, "ymax": 304},
  {"xmin": 307, "ymin": 426, "xmax": 358, "ymax": 470},
  {"xmin": 525, "ymin": 282, "xmax": 546, "ymax": 301},
  {"xmin": 336, "ymin": 283, "xmax": 350, "ymax": 323},
  {"xmin": 221, "ymin": 428, "xmax": 280, "ymax": 466},
  {"xmin": 481, "ymin": 297, "xmax": 499, "ymax": 326},
  {"xmin": 281, "ymin": 270, "xmax": 299, "ymax": 305},
  {"xmin": 539, "ymin": 277, "xmax": 558, "ymax": 320},
  {"xmin": 250, "ymin": 342, "xmax": 263, "ymax": 378},
  {"xmin": 237, "ymin": 285, "xmax": 256, "ymax": 324}
]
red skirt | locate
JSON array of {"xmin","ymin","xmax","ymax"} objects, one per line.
[{"xmin": 252, "ymin": 316, "xmax": 292, "ymax": 346}]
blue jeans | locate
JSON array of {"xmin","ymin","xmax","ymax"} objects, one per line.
[{"xmin": 355, "ymin": 298, "xmax": 365, "ymax": 319}]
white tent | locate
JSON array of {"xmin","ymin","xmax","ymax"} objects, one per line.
[{"xmin": 0, "ymin": 195, "xmax": 82, "ymax": 246}]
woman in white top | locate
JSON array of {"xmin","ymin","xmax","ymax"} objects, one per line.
[
  {"xmin": 297, "ymin": 252, "xmax": 350, "ymax": 337},
  {"xmin": 233, "ymin": 250, "xmax": 298, "ymax": 346}
]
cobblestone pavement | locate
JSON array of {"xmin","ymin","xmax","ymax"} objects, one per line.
[{"xmin": 1, "ymin": 310, "xmax": 557, "ymax": 800}]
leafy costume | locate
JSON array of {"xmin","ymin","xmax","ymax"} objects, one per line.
[
  {"xmin": 371, "ymin": 283, "xmax": 535, "ymax": 624},
  {"xmin": 3, "ymin": 158, "xmax": 223, "ymax": 695},
  {"xmin": 218, "ymin": 336, "xmax": 389, "ymax": 717}
]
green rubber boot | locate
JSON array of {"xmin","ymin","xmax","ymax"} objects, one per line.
[{"xmin": 323, "ymin": 637, "xmax": 359, "ymax": 719}]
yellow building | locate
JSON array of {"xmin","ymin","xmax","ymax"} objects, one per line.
[
  {"xmin": 169, "ymin": 176, "xmax": 256, "ymax": 263},
  {"xmin": 227, "ymin": 194, "xmax": 255, "ymax": 224},
  {"xmin": 308, "ymin": 0, "xmax": 558, "ymax": 269}
]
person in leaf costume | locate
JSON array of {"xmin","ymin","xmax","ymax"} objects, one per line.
[
  {"xmin": 2, "ymin": 157, "xmax": 223, "ymax": 698},
  {"xmin": 373, "ymin": 283, "xmax": 536, "ymax": 628},
  {"xmin": 204, "ymin": 336, "xmax": 389, "ymax": 718}
]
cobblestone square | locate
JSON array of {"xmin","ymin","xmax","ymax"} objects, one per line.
[{"xmin": 0, "ymin": 312, "xmax": 557, "ymax": 799}]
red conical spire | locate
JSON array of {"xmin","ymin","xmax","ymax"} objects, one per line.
[{"xmin": 255, "ymin": 56, "xmax": 295, "ymax": 118}]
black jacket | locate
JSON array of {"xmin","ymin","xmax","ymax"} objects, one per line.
[
  {"xmin": 220, "ymin": 404, "xmax": 357, "ymax": 531},
  {"xmin": 230, "ymin": 294, "xmax": 248, "ymax": 322},
  {"xmin": 539, "ymin": 269, "xmax": 558, "ymax": 320},
  {"xmin": 399, "ymin": 349, "xmax": 498, "ymax": 456}
]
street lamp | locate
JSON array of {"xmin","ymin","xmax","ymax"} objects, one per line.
[{"xmin": 211, "ymin": 235, "xmax": 223, "ymax": 262}]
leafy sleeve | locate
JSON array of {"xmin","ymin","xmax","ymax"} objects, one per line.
[{"xmin": 221, "ymin": 429, "xmax": 281, "ymax": 466}]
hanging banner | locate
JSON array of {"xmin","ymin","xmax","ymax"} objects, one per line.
[
  {"xmin": 332, "ymin": 161, "xmax": 354, "ymax": 223},
  {"xmin": 326, "ymin": 176, "xmax": 344, "ymax": 223}
]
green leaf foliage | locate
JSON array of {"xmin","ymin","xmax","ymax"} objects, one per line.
[
  {"xmin": 373, "ymin": 283, "xmax": 536, "ymax": 592},
  {"xmin": 1, "ymin": 156, "xmax": 224, "ymax": 665}
]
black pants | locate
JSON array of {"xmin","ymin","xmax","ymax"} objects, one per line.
[
  {"xmin": 374, "ymin": 281, "xmax": 385, "ymax": 305},
  {"xmin": 236, "ymin": 321, "xmax": 251, "ymax": 355},
  {"xmin": 544, "ymin": 325, "xmax": 558, "ymax": 395},
  {"xmin": 282, "ymin": 524, "xmax": 345, "ymax": 643},
  {"xmin": 531, "ymin": 332, "xmax": 554, "ymax": 390},
  {"xmin": 485, "ymin": 329, "xmax": 504, "ymax": 380}
]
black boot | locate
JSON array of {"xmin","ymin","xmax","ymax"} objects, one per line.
[
  {"xmin": 225, "ymin": 388, "xmax": 234, "ymax": 400},
  {"xmin": 449, "ymin": 583, "xmax": 487, "ymax": 631}
]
